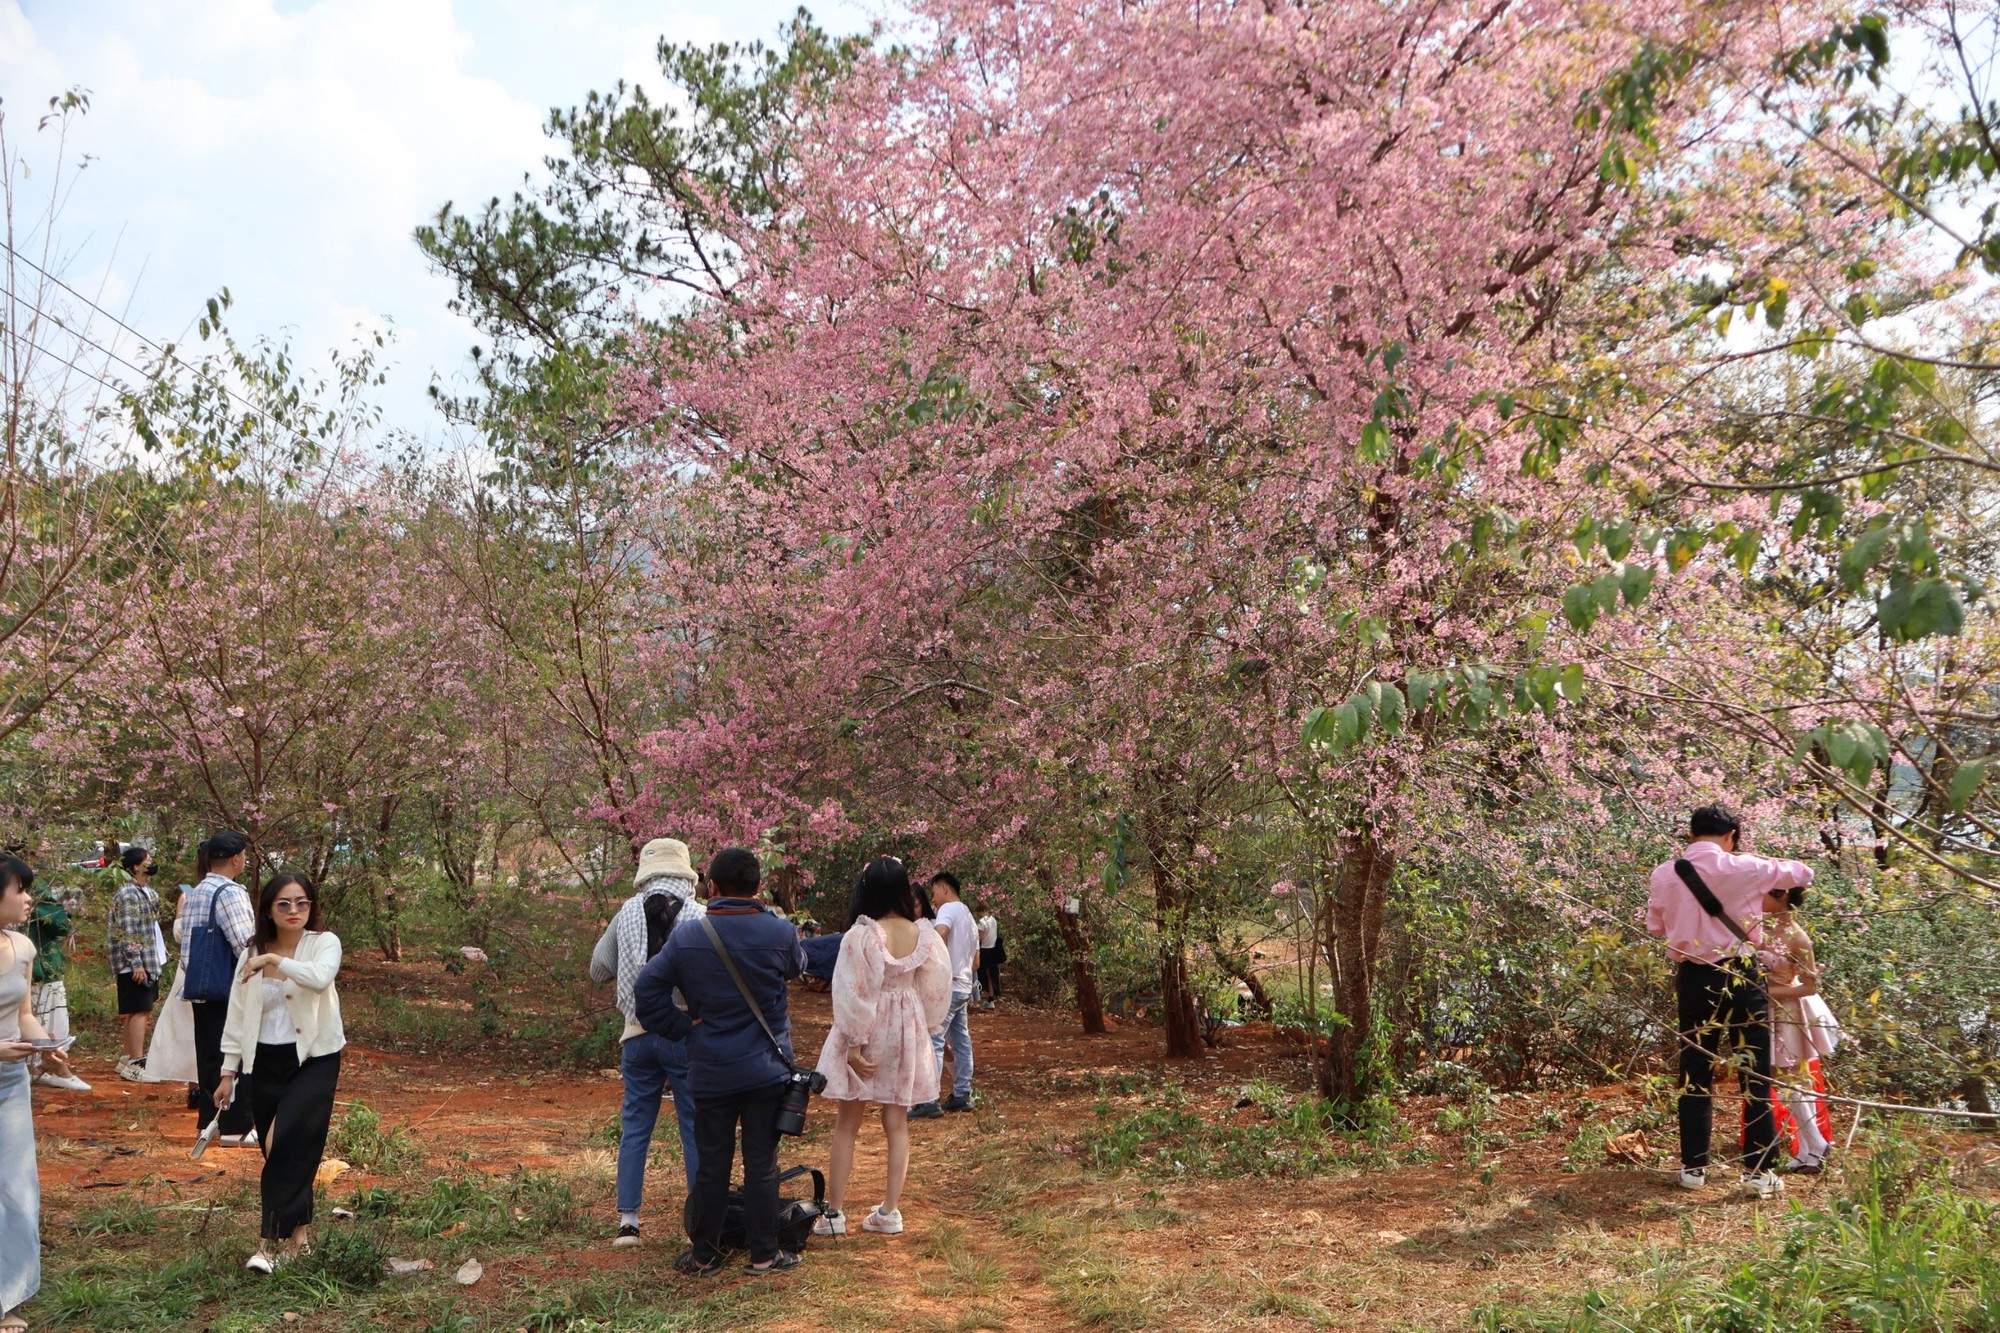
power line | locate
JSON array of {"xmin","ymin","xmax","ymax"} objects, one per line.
[{"xmin": 2, "ymin": 241, "xmax": 335, "ymax": 457}]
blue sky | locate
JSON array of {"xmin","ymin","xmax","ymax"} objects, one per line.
[{"xmin": 1, "ymin": 0, "xmax": 873, "ymax": 441}]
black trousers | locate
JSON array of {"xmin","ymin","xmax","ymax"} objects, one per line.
[
  {"xmin": 1675, "ymin": 960, "xmax": 1777, "ymax": 1172},
  {"xmin": 249, "ymin": 1043, "xmax": 341, "ymax": 1240},
  {"xmin": 687, "ymin": 1082, "xmax": 786, "ymax": 1264},
  {"xmin": 191, "ymin": 1000, "xmax": 254, "ymax": 1136},
  {"xmin": 977, "ymin": 949, "xmax": 1002, "ymax": 999}
]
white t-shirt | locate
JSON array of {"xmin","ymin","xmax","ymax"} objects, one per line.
[
  {"xmin": 936, "ymin": 899, "xmax": 978, "ymax": 992},
  {"xmin": 977, "ymin": 914, "xmax": 999, "ymax": 949}
]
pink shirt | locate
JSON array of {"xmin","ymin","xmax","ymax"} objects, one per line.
[{"xmin": 1645, "ymin": 839, "xmax": 1814, "ymax": 965}]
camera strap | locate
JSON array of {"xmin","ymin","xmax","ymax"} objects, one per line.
[
  {"xmin": 698, "ymin": 915, "xmax": 793, "ymax": 1067},
  {"xmin": 1672, "ymin": 859, "xmax": 1757, "ymax": 951}
]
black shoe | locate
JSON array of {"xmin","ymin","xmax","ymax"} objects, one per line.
[
  {"xmin": 613, "ymin": 1223, "xmax": 641, "ymax": 1248},
  {"xmin": 672, "ymin": 1250, "xmax": 725, "ymax": 1277},
  {"xmin": 908, "ymin": 1101, "xmax": 944, "ymax": 1120},
  {"xmin": 940, "ymin": 1093, "xmax": 973, "ymax": 1112},
  {"xmin": 744, "ymin": 1250, "xmax": 802, "ymax": 1275}
]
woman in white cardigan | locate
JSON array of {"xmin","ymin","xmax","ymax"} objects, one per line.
[{"xmin": 215, "ymin": 873, "xmax": 344, "ymax": 1273}]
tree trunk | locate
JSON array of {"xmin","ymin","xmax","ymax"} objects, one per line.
[
  {"xmin": 373, "ymin": 795, "xmax": 402, "ymax": 962},
  {"xmin": 1040, "ymin": 865, "xmax": 1106, "ymax": 1034},
  {"xmin": 1208, "ymin": 932, "xmax": 1276, "ymax": 1019},
  {"xmin": 1139, "ymin": 787, "xmax": 1203, "ymax": 1058},
  {"xmin": 1315, "ymin": 820, "xmax": 1396, "ymax": 1104}
]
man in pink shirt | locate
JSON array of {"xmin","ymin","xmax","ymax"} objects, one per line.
[{"xmin": 1645, "ymin": 804, "xmax": 1814, "ymax": 1198}]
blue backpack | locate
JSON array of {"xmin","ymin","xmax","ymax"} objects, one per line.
[{"xmin": 182, "ymin": 883, "xmax": 239, "ymax": 1003}]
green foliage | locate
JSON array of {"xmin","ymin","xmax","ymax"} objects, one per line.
[
  {"xmin": 1481, "ymin": 1139, "xmax": 2000, "ymax": 1331},
  {"xmin": 297, "ymin": 1223, "xmax": 388, "ymax": 1290},
  {"xmin": 329, "ymin": 1101, "xmax": 424, "ymax": 1175},
  {"xmin": 1081, "ymin": 1081, "xmax": 1356, "ymax": 1179}
]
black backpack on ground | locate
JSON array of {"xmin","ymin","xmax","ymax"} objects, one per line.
[{"xmin": 683, "ymin": 1164, "xmax": 826, "ymax": 1254}]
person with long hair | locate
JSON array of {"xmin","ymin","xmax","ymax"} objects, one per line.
[
  {"xmin": 184, "ymin": 833, "xmax": 258, "ymax": 1145},
  {"xmin": 1760, "ymin": 884, "xmax": 1840, "ymax": 1175},
  {"xmin": 0, "ymin": 853, "xmax": 53, "ymax": 1328},
  {"xmin": 215, "ymin": 873, "xmax": 345, "ymax": 1273},
  {"xmin": 810, "ymin": 857, "xmax": 951, "ymax": 1237}
]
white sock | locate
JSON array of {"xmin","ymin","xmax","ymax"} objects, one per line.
[
  {"xmin": 1784, "ymin": 1085, "xmax": 1829, "ymax": 1163},
  {"xmin": 620, "ymin": 1212, "xmax": 640, "ymax": 1229}
]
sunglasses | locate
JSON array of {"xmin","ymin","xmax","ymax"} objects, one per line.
[{"xmin": 272, "ymin": 898, "xmax": 312, "ymax": 913}]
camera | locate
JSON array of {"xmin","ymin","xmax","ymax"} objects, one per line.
[{"xmin": 776, "ymin": 1066, "xmax": 828, "ymax": 1137}]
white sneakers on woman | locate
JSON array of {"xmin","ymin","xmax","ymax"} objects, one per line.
[
  {"xmin": 861, "ymin": 1206, "xmax": 903, "ymax": 1234},
  {"xmin": 815, "ymin": 1205, "xmax": 904, "ymax": 1235},
  {"xmin": 245, "ymin": 1250, "xmax": 276, "ymax": 1274}
]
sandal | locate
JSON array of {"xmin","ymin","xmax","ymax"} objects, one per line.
[
  {"xmin": 671, "ymin": 1250, "xmax": 726, "ymax": 1277},
  {"xmin": 743, "ymin": 1250, "xmax": 802, "ymax": 1275}
]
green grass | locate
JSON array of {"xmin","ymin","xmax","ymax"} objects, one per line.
[
  {"xmin": 1478, "ymin": 1138, "xmax": 2000, "ymax": 1332},
  {"xmin": 1080, "ymin": 1079, "xmax": 1369, "ymax": 1179},
  {"xmin": 329, "ymin": 1100, "xmax": 425, "ymax": 1174}
]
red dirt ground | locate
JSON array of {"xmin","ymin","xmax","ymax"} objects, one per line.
[{"xmin": 34, "ymin": 958, "xmax": 1963, "ymax": 1332}]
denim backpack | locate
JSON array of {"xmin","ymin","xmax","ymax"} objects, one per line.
[{"xmin": 182, "ymin": 884, "xmax": 238, "ymax": 1003}]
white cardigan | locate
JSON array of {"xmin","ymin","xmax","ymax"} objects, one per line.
[{"xmin": 220, "ymin": 931, "xmax": 346, "ymax": 1075}]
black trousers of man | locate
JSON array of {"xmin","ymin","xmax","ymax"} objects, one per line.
[
  {"xmin": 687, "ymin": 1081, "xmax": 787, "ymax": 1265},
  {"xmin": 191, "ymin": 999, "xmax": 255, "ymax": 1136},
  {"xmin": 1675, "ymin": 959, "xmax": 1777, "ymax": 1172}
]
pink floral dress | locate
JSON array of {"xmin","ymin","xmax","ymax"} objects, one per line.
[{"xmin": 813, "ymin": 917, "xmax": 952, "ymax": 1106}]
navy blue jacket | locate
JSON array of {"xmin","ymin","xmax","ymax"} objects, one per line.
[
  {"xmin": 633, "ymin": 898, "xmax": 805, "ymax": 1098},
  {"xmin": 801, "ymin": 930, "xmax": 844, "ymax": 981}
]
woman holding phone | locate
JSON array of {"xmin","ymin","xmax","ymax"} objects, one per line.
[
  {"xmin": 215, "ymin": 873, "xmax": 345, "ymax": 1273},
  {"xmin": 0, "ymin": 853, "xmax": 51, "ymax": 1328}
]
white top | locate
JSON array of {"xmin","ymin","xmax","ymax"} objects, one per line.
[
  {"xmin": 977, "ymin": 914, "xmax": 999, "ymax": 949},
  {"xmin": 257, "ymin": 976, "xmax": 294, "ymax": 1044},
  {"xmin": 936, "ymin": 900, "xmax": 978, "ymax": 992},
  {"xmin": 220, "ymin": 932, "xmax": 345, "ymax": 1075}
]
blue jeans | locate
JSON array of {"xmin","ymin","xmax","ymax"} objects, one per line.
[
  {"xmin": 618, "ymin": 1031, "xmax": 698, "ymax": 1212},
  {"xmin": 931, "ymin": 989, "xmax": 974, "ymax": 1099}
]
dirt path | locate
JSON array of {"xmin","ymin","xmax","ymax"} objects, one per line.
[{"xmin": 33, "ymin": 986, "xmax": 1834, "ymax": 1331}]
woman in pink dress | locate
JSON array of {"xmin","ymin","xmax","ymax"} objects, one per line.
[{"xmin": 812, "ymin": 857, "xmax": 951, "ymax": 1236}]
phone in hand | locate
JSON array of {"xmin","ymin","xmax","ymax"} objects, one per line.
[{"xmin": 27, "ymin": 1037, "xmax": 74, "ymax": 1052}]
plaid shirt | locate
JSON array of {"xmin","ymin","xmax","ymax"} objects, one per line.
[
  {"xmin": 106, "ymin": 879, "xmax": 166, "ymax": 975},
  {"xmin": 179, "ymin": 874, "xmax": 256, "ymax": 957}
]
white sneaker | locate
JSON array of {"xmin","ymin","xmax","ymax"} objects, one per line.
[
  {"xmin": 117, "ymin": 1057, "xmax": 154, "ymax": 1083},
  {"xmin": 812, "ymin": 1208, "xmax": 846, "ymax": 1236},
  {"xmin": 860, "ymin": 1206, "xmax": 903, "ymax": 1234},
  {"xmin": 245, "ymin": 1250, "xmax": 276, "ymax": 1274},
  {"xmin": 1741, "ymin": 1171, "xmax": 1784, "ymax": 1199},
  {"xmin": 1676, "ymin": 1169, "xmax": 1706, "ymax": 1190},
  {"xmin": 35, "ymin": 1072, "xmax": 92, "ymax": 1092},
  {"xmin": 219, "ymin": 1129, "xmax": 260, "ymax": 1148}
]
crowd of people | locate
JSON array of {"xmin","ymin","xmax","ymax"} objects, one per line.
[
  {"xmin": 0, "ymin": 799, "xmax": 1839, "ymax": 1326},
  {"xmin": 596, "ymin": 839, "xmax": 995, "ymax": 1274}
]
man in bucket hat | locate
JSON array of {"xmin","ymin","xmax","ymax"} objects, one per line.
[{"xmin": 589, "ymin": 837, "xmax": 706, "ymax": 1248}]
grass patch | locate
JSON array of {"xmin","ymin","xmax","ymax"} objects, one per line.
[
  {"xmin": 330, "ymin": 1100, "xmax": 425, "ymax": 1174},
  {"xmin": 1081, "ymin": 1081, "xmax": 1358, "ymax": 1179},
  {"xmin": 1479, "ymin": 1138, "xmax": 2000, "ymax": 1331}
]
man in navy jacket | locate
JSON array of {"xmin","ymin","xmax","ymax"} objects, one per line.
[{"xmin": 634, "ymin": 846, "xmax": 806, "ymax": 1274}]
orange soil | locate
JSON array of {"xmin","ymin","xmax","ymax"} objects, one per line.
[{"xmin": 31, "ymin": 960, "xmax": 1884, "ymax": 1331}]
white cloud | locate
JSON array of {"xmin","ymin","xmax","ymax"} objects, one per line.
[{"xmin": 1, "ymin": 0, "xmax": 869, "ymax": 438}]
